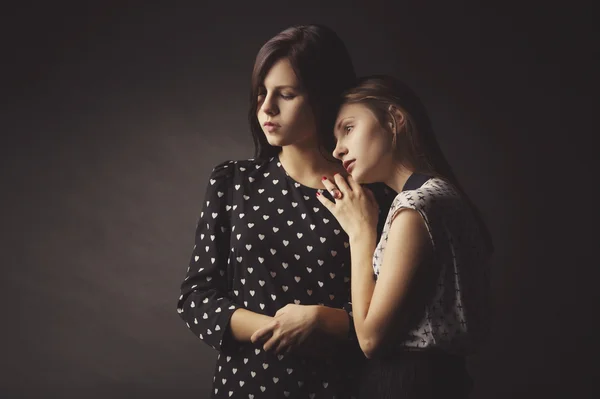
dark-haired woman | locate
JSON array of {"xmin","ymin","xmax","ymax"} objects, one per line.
[{"xmin": 176, "ymin": 26, "xmax": 394, "ymax": 398}]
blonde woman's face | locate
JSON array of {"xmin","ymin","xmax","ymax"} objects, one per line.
[{"xmin": 332, "ymin": 103, "xmax": 395, "ymax": 184}]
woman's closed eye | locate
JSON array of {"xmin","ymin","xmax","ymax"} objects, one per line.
[{"xmin": 258, "ymin": 91, "xmax": 295, "ymax": 101}]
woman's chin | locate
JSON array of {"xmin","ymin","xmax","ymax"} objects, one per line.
[
  {"xmin": 350, "ymin": 170, "xmax": 366, "ymax": 184},
  {"xmin": 351, "ymin": 169, "xmax": 377, "ymax": 185},
  {"xmin": 265, "ymin": 135, "xmax": 284, "ymax": 147}
]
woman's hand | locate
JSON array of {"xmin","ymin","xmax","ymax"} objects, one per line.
[
  {"xmin": 250, "ymin": 304, "xmax": 319, "ymax": 355},
  {"xmin": 317, "ymin": 174, "xmax": 379, "ymax": 240}
]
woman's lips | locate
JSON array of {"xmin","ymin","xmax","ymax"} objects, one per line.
[
  {"xmin": 263, "ymin": 122, "xmax": 280, "ymax": 133},
  {"xmin": 344, "ymin": 160, "xmax": 356, "ymax": 173}
]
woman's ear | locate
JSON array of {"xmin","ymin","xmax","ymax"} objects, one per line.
[{"xmin": 387, "ymin": 104, "xmax": 406, "ymax": 135}]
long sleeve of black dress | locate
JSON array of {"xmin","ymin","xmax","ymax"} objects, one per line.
[{"xmin": 177, "ymin": 161, "xmax": 241, "ymax": 351}]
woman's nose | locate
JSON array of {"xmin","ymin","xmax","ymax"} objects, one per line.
[
  {"xmin": 261, "ymin": 95, "xmax": 278, "ymax": 116},
  {"xmin": 333, "ymin": 142, "xmax": 347, "ymax": 160}
]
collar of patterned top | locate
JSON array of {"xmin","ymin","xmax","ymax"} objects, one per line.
[{"xmin": 402, "ymin": 173, "xmax": 432, "ymax": 192}]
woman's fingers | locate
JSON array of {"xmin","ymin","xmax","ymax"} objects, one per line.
[
  {"xmin": 262, "ymin": 334, "xmax": 281, "ymax": 352},
  {"xmin": 274, "ymin": 338, "xmax": 291, "ymax": 355},
  {"xmin": 333, "ymin": 173, "xmax": 352, "ymax": 196},
  {"xmin": 251, "ymin": 320, "xmax": 277, "ymax": 344},
  {"xmin": 316, "ymin": 189, "xmax": 336, "ymax": 212},
  {"xmin": 346, "ymin": 174, "xmax": 361, "ymax": 192},
  {"xmin": 363, "ymin": 186, "xmax": 376, "ymax": 204},
  {"xmin": 321, "ymin": 176, "xmax": 342, "ymax": 199}
]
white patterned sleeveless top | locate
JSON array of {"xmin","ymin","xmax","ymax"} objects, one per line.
[{"xmin": 373, "ymin": 175, "xmax": 492, "ymax": 355}]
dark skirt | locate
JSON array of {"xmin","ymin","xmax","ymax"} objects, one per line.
[{"xmin": 358, "ymin": 350, "xmax": 473, "ymax": 399}]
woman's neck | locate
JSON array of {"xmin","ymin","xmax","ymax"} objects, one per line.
[
  {"xmin": 278, "ymin": 144, "xmax": 345, "ymax": 189},
  {"xmin": 384, "ymin": 162, "xmax": 414, "ymax": 193}
]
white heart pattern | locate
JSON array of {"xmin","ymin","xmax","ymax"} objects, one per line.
[{"xmin": 192, "ymin": 158, "xmax": 362, "ymax": 391}]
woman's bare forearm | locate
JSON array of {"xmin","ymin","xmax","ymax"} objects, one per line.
[
  {"xmin": 229, "ymin": 308, "xmax": 273, "ymax": 342},
  {"xmin": 314, "ymin": 306, "xmax": 350, "ymax": 340}
]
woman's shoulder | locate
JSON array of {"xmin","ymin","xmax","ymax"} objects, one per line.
[
  {"xmin": 418, "ymin": 177, "xmax": 460, "ymax": 199},
  {"xmin": 392, "ymin": 177, "xmax": 460, "ymax": 211}
]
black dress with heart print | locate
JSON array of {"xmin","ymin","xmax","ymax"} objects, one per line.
[{"xmin": 177, "ymin": 157, "xmax": 395, "ymax": 399}]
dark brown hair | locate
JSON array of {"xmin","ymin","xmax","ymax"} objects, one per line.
[
  {"xmin": 249, "ymin": 24, "xmax": 356, "ymax": 159},
  {"xmin": 343, "ymin": 75, "xmax": 494, "ymax": 253}
]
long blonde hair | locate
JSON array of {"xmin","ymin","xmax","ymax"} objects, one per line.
[{"xmin": 343, "ymin": 75, "xmax": 494, "ymax": 253}]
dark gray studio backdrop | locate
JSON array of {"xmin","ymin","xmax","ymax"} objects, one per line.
[{"xmin": 1, "ymin": 1, "xmax": 595, "ymax": 398}]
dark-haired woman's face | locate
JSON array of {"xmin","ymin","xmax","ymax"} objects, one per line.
[
  {"xmin": 333, "ymin": 103, "xmax": 394, "ymax": 183},
  {"xmin": 257, "ymin": 58, "xmax": 317, "ymax": 148}
]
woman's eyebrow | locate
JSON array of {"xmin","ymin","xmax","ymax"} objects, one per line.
[
  {"xmin": 335, "ymin": 116, "xmax": 354, "ymax": 131},
  {"xmin": 261, "ymin": 85, "xmax": 300, "ymax": 90}
]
